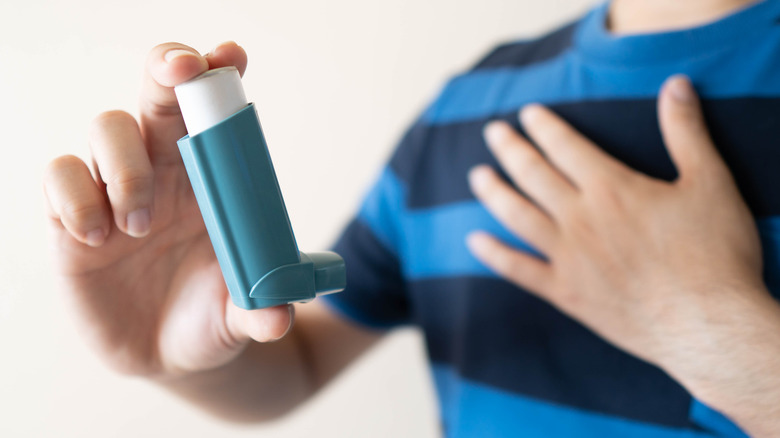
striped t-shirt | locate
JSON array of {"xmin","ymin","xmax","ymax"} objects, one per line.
[{"xmin": 323, "ymin": 1, "xmax": 780, "ymax": 436}]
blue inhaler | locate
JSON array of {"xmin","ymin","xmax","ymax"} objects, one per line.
[{"xmin": 174, "ymin": 67, "xmax": 345, "ymax": 310}]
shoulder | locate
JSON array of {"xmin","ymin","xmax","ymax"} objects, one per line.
[
  {"xmin": 423, "ymin": 17, "xmax": 584, "ymax": 123},
  {"xmin": 388, "ymin": 18, "xmax": 585, "ymax": 187},
  {"xmin": 469, "ymin": 19, "xmax": 580, "ymax": 72}
]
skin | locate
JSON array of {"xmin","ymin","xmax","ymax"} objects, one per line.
[
  {"xmin": 467, "ymin": 77, "xmax": 780, "ymax": 437},
  {"xmin": 44, "ymin": 42, "xmax": 381, "ymax": 421},
  {"xmin": 43, "ymin": 0, "xmax": 777, "ymax": 432},
  {"xmin": 609, "ymin": 0, "xmax": 761, "ymax": 34}
]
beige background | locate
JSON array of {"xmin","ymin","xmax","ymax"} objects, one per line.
[{"xmin": 0, "ymin": 1, "xmax": 595, "ymax": 436}]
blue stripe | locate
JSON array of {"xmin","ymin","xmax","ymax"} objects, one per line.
[
  {"xmin": 423, "ymin": 35, "xmax": 780, "ymax": 125},
  {"xmin": 403, "ymin": 200, "xmax": 544, "ymax": 279},
  {"xmin": 361, "ymin": 168, "xmax": 780, "ymax": 284},
  {"xmin": 358, "ymin": 168, "xmax": 543, "ymax": 280},
  {"xmin": 432, "ymin": 364, "xmax": 717, "ymax": 438},
  {"xmin": 689, "ymin": 400, "xmax": 748, "ymax": 438},
  {"xmin": 356, "ymin": 167, "xmax": 405, "ymax": 256}
]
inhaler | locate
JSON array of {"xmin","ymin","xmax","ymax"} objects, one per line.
[{"xmin": 175, "ymin": 67, "xmax": 346, "ymax": 310}]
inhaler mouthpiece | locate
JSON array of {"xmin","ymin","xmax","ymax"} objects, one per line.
[{"xmin": 175, "ymin": 66, "xmax": 248, "ymax": 136}]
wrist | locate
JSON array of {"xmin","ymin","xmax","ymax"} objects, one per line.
[{"xmin": 655, "ymin": 284, "xmax": 780, "ymax": 436}]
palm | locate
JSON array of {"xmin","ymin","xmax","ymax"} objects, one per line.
[
  {"xmin": 44, "ymin": 43, "xmax": 276, "ymax": 376},
  {"xmin": 52, "ymin": 138, "xmax": 242, "ymax": 375}
]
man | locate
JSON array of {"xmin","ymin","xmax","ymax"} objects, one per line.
[{"xmin": 43, "ymin": 0, "xmax": 780, "ymax": 436}]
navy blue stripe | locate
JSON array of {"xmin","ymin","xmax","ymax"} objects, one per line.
[
  {"xmin": 411, "ymin": 276, "xmax": 696, "ymax": 428},
  {"xmin": 470, "ymin": 21, "xmax": 578, "ymax": 71},
  {"xmin": 762, "ymin": 217, "xmax": 780, "ymax": 295},
  {"xmin": 431, "ymin": 364, "xmax": 721, "ymax": 438},
  {"xmin": 387, "ymin": 120, "xmax": 430, "ymax": 194},
  {"xmin": 323, "ymin": 218, "xmax": 409, "ymax": 328},
  {"xmin": 392, "ymin": 98, "xmax": 780, "ymax": 218}
]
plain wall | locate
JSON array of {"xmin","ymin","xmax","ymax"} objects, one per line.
[{"xmin": 0, "ymin": 1, "xmax": 595, "ymax": 436}]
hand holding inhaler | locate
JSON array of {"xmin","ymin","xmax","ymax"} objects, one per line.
[
  {"xmin": 43, "ymin": 43, "xmax": 339, "ymax": 378},
  {"xmin": 175, "ymin": 67, "xmax": 346, "ymax": 310}
]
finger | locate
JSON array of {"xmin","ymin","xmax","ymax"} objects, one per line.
[
  {"xmin": 466, "ymin": 231, "xmax": 553, "ymax": 293},
  {"xmin": 226, "ymin": 304, "xmax": 295, "ymax": 343},
  {"xmin": 138, "ymin": 41, "xmax": 248, "ymax": 165},
  {"xmin": 657, "ymin": 75, "xmax": 730, "ymax": 184},
  {"xmin": 44, "ymin": 155, "xmax": 111, "ymax": 247},
  {"xmin": 205, "ymin": 41, "xmax": 248, "ymax": 76},
  {"xmin": 484, "ymin": 121, "xmax": 577, "ymax": 215},
  {"xmin": 468, "ymin": 165, "xmax": 558, "ymax": 251},
  {"xmin": 520, "ymin": 104, "xmax": 632, "ymax": 185},
  {"xmin": 89, "ymin": 110, "xmax": 154, "ymax": 238},
  {"xmin": 140, "ymin": 42, "xmax": 208, "ymax": 119}
]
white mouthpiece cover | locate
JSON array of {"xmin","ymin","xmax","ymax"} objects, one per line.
[{"xmin": 174, "ymin": 66, "xmax": 248, "ymax": 136}]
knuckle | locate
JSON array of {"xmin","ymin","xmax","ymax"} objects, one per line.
[
  {"xmin": 589, "ymin": 177, "xmax": 628, "ymax": 209},
  {"xmin": 89, "ymin": 110, "xmax": 135, "ymax": 138},
  {"xmin": 60, "ymin": 198, "xmax": 103, "ymax": 226},
  {"xmin": 489, "ymin": 191, "xmax": 515, "ymax": 219},
  {"xmin": 494, "ymin": 251, "xmax": 521, "ymax": 275},
  {"xmin": 553, "ymin": 286, "xmax": 582, "ymax": 309},
  {"xmin": 507, "ymin": 257, "xmax": 526, "ymax": 276},
  {"xmin": 566, "ymin": 213, "xmax": 597, "ymax": 240},
  {"xmin": 673, "ymin": 104, "xmax": 701, "ymax": 122},
  {"xmin": 534, "ymin": 118, "xmax": 562, "ymax": 143},
  {"xmin": 101, "ymin": 344, "xmax": 159, "ymax": 377},
  {"xmin": 105, "ymin": 168, "xmax": 153, "ymax": 198},
  {"xmin": 514, "ymin": 150, "xmax": 545, "ymax": 182},
  {"xmin": 498, "ymin": 191, "xmax": 526, "ymax": 219},
  {"xmin": 45, "ymin": 154, "xmax": 84, "ymax": 179}
]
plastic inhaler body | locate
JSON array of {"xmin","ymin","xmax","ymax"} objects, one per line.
[{"xmin": 174, "ymin": 67, "xmax": 345, "ymax": 310}]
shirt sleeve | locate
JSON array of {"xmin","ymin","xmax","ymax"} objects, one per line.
[
  {"xmin": 319, "ymin": 41, "xmax": 511, "ymax": 328},
  {"xmin": 320, "ymin": 120, "xmax": 432, "ymax": 329}
]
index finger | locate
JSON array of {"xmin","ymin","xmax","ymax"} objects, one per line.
[
  {"xmin": 140, "ymin": 43, "xmax": 208, "ymax": 120},
  {"xmin": 520, "ymin": 104, "xmax": 634, "ymax": 186},
  {"xmin": 138, "ymin": 42, "xmax": 248, "ymax": 164}
]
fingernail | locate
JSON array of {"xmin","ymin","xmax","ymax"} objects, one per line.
[
  {"xmin": 669, "ymin": 76, "xmax": 694, "ymax": 103},
  {"xmin": 266, "ymin": 305, "xmax": 295, "ymax": 342},
  {"xmin": 127, "ymin": 209, "xmax": 151, "ymax": 237},
  {"xmin": 205, "ymin": 41, "xmax": 236, "ymax": 57},
  {"xmin": 484, "ymin": 122, "xmax": 510, "ymax": 144},
  {"xmin": 283, "ymin": 305, "xmax": 295, "ymax": 337},
  {"xmin": 164, "ymin": 49, "xmax": 195, "ymax": 63},
  {"xmin": 85, "ymin": 229, "xmax": 105, "ymax": 247}
]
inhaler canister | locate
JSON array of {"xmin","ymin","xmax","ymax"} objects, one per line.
[
  {"xmin": 175, "ymin": 67, "xmax": 248, "ymax": 136},
  {"xmin": 174, "ymin": 67, "xmax": 346, "ymax": 310}
]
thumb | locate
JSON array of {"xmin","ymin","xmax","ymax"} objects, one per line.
[
  {"xmin": 657, "ymin": 75, "xmax": 729, "ymax": 184},
  {"xmin": 226, "ymin": 303, "xmax": 295, "ymax": 344}
]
